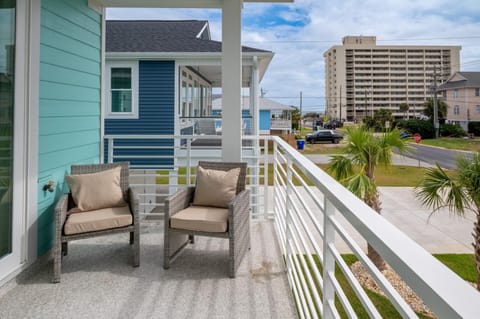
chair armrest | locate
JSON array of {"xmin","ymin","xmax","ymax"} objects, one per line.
[
  {"xmin": 128, "ymin": 187, "xmax": 140, "ymax": 225},
  {"xmin": 229, "ymin": 189, "xmax": 250, "ymax": 226},
  {"xmin": 164, "ymin": 187, "xmax": 195, "ymax": 219},
  {"xmin": 55, "ymin": 194, "xmax": 69, "ymax": 237}
]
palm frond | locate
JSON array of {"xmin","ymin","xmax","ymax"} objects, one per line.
[
  {"xmin": 415, "ymin": 163, "xmax": 469, "ymax": 216},
  {"xmin": 456, "ymin": 153, "xmax": 480, "ymax": 207},
  {"xmin": 344, "ymin": 172, "xmax": 376, "ymax": 200},
  {"xmin": 328, "ymin": 155, "xmax": 354, "ymax": 181}
]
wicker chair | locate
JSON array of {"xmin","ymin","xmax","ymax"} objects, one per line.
[
  {"xmin": 53, "ymin": 162, "xmax": 140, "ymax": 283},
  {"xmin": 163, "ymin": 161, "xmax": 250, "ymax": 278}
]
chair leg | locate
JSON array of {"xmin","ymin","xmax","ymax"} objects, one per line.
[
  {"xmin": 62, "ymin": 242, "xmax": 68, "ymax": 256},
  {"xmin": 163, "ymin": 229, "xmax": 170, "ymax": 269},
  {"xmin": 133, "ymin": 230, "xmax": 140, "ymax": 267},
  {"xmin": 53, "ymin": 241, "xmax": 62, "ymax": 283}
]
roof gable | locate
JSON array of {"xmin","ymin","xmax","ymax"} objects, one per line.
[{"xmin": 438, "ymin": 71, "xmax": 480, "ymax": 90}]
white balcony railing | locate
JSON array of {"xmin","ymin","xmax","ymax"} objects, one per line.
[
  {"xmin": 104, "ymin": 134, "xmax": 480, "ymax": 319},
  {"xmin": 270, "ymin": 119, "xmax": 292, "ymax": 130}
]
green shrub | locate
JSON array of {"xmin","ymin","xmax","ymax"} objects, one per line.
[
  {"xmin": 397, "ymin": 119, "xmax": 435, "ymax": 139},
  {"xmin": 468, "ymin": 122, "xmax": 480, "ymax": 136},
  {"xmin": 440, "ymin": 123, "xmax": 466, "ymax": 137}
]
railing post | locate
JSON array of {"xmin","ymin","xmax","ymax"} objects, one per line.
[
  {"xmin": 322, "ymin": 197, "xmax": 336, "ymax": 319},
  {"xmin": 107, "ymin": 138, "xmax": 113, "ymax": 163},
  {"xmin": 186, "ymin": 137, "xmax": 192, "ymax": 185},
  {"xmin": 264, "ymin": 136, "xmax": 269, "ymax": 218},
  {"xmin": 285, "ymin": 155, "xmax": 293, "ymax": 269}
]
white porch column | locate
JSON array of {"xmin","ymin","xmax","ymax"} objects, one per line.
[
  {"xmin": 250, "ymin": 56, "xmax": 259, "ymax": 136},
  {"xmin": 250, "ymin": 57, "xmax": 260, "ymax": 216},
  {"xmin": 221, "ymin": 0, "xmax": 243, "ymax": 161}
]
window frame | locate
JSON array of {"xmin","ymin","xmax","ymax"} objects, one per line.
[
  {"xmin": 453, "ymin": 105, "xmax": 460, "ymax": 115},
  {"xmin": 105, "ymin": 61, "xmax": 139, "ymax": 119},
  {"xmin": 453, "ymin": 89, "xmax": 459, "ymax": 99}
]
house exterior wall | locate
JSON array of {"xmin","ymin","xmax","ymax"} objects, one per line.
[
  {"xmin": 37, "ymin": 0, "xmax": 102, "ymax": 255},
  {"xmin": 104, "ymin": 60, "xmax": 175, "ymax": 167},
  {"xmin": 260, "ymin": 110, "xmax": 271, "ymax": 131},
  {"xmin": 444, "ymin": 87, "xmax": 480, "ymax": 130}
]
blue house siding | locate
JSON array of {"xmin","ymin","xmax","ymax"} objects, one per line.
[
  {"xmin": 104, "ymin": 61, "xmax": 175, "ymax": 168},
  {"xmin": 260, "ymin": 110, "xmax": 271, "ymax": 131},
  {"xmin": 38, "ymin": 0, "xmax": 101, "ymax": 255}
]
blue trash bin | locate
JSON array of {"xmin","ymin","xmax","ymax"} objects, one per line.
[{"xmin": 297, "ymin": 139, "xmax": 305, "ymax": 150}]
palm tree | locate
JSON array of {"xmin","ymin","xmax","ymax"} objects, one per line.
[
  {"xmin": 423, "ymin": 97, "xmax": 448, "ymax": 121},
  {"xmin": 415, "ymin": 154, "xmax": 480, "ymax": 290},
  {"xmin": 399, "ymin": 103, "xmax": 409, "ymax": 120},
  {"xmin": 328, "ymin": 126, "xmax": 407, "ymax": 270}
]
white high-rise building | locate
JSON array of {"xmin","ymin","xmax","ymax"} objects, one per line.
[{"xmin": 324, "ymin": 36, "xmax": 461, "ymax": 120}]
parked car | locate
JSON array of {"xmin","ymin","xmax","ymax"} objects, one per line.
[
  {"xmin": 324, "ymin": 120, "xmax": 343, "ymax": 129},
  {"xmin": 305, "ymin": 130, "xmax": 343, "ymax": 144}
]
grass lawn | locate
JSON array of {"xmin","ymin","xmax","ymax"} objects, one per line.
[
  {"xmin": 317, "ymin": 164, "xmax": 451, "ymax": 187},
  {"xmin": 159, "ymin": 164, "xmax": 454, "ymax": 187},
  {"xmin": 301, "ymin": 254, "xmax": 476, "ymax": 318},
  {"xmin": 302, "ymin": 142, "xmax": 346, "ymax": 155},
  {"xmin": 416, "ymin": 137, "xmax": 480, "ymax": 152}
]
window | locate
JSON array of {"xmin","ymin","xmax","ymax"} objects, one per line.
[
  {"xmin": 476, "ymin": 105, "xmax": 480, "ymax": 114},
  {"xmin": 453, "ymin": 89, "xmax": 459, "ymax": 99},
  {"xmin": 475, "ymin": 88, "xmax": 480, "ymax": 96},
  {"xmin": 453, "ymin": 105, "xmax": 460, "ymax": 115},
  {"xmin": 106, "ymin": 61, "xmax": 138, "ymax": 119},
  {"xmin": 179, "ymin": 67, "xmax": 212, "ymax": 117}
]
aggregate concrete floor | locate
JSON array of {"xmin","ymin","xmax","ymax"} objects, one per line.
[{"xmin": 0, "ymin": 221, "xmax": 295, "ymax": 319}]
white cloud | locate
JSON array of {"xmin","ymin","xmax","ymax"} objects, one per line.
[{"xmin": 106, "ymin": 0, "xmax": 480, "ymax": 113}]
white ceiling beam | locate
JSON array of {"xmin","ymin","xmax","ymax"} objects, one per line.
[{"xmin": 99, "ymin": 0, "xmax": 292, "ymax": 8}]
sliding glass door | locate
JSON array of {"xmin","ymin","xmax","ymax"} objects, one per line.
[{"xmin": 0, "ymin": 0, "xmax": 15, "ymax": 261}]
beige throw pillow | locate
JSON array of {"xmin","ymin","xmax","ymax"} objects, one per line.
[
  {"xmin": 193, "ymin": 166, "xmax": 240, "ymax": 208},
  {"xmin": 66, "ymin": 166, "xmax": 127, "ymax": 213}
]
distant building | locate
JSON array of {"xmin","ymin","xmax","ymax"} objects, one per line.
[
  {"xmin": 324, "ymin": 36, "xmax": 461, "ymax": 120},
  {"xmin": 104, "ymin": 20, "xmax": 273, "ymax": 165},
  {"xmin": 438, "ymin": 72, "xmax": 480, "ymax": 131}
]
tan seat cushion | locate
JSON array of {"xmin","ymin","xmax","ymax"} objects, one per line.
[
  {"xmin": 65, "ymin": 166, "xmax": 126, "ymax": 213},
  {"xmin": 192, "ymin": 166, "xmax": 240, "ymax": 208},
  {"xmin": 64, "ymin": 206, "xmax": 132, "ymax": 235},
  {"xmin": 170, "ymin": 206, "xmax": 228, "ymax": 233}
]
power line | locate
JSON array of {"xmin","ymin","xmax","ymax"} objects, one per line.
[{"xmin": 243, "ymin": 36, "xmax": 480, "ymax": 44}]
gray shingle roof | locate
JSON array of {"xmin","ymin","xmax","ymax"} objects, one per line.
[
  {"xmin": 438, "ymin": 72, "xmax": 480, "ymax": 90},
  {"xmin": 106, "ymin": 20, "xmax": 270, "ymax": 53}
]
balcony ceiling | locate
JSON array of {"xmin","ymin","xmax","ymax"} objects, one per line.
[{"xmin": 98, "ymin": 0, "xmax": 294, "ymax": 8}]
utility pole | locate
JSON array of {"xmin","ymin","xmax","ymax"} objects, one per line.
[
  {"xmin": 299, "ymin": 91, "xmax": 303, "ymax": 134},
  {"xmin": 433, "ymin": 65, "xmax": 439, "ymax": 139},
  {"xmin": 339, "ymin": 85, "xmax": 342, "ymax": 121},
  {"xmin": 364, "ymin": 88, "xmax": 368, "ymax": 120}
]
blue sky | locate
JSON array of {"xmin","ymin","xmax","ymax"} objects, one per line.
[{"xmin": 107, "ymin": 0, "xmax": 480, "ymax": 113}]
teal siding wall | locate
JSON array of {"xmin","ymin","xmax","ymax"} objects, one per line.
[{"xmin": 38, "ymin": 0, "xmax": 101, "ymax": 255}]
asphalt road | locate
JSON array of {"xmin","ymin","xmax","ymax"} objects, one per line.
[{"xmin": 405, "ymin": 144, "xmax": 473, "ymax": 169}]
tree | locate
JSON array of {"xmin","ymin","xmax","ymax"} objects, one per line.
[
  {"xmin": 415, "ymin": 154, "xmax": 480, "ymax": 290},
  {"xmin": 303, "ymin": 112, "xmax": 320, "ymax": 119},
  {"xmin": 399, "ymin": 103, "xmax": 409, "ymax": 120},
  {"xmin": 363, "ymin": 108, "xmax": 393, "ymax": 132},
  {"xmin": 287, "ymin": 106, "xmax": 301, "ymax": 130},
  {"xmin": 328, "ymin": 126, "xmax": 407, "ymax": 270},
  {"xmin": 423, "ymin": 97, "xmax": 448, "ymax": 121}
]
